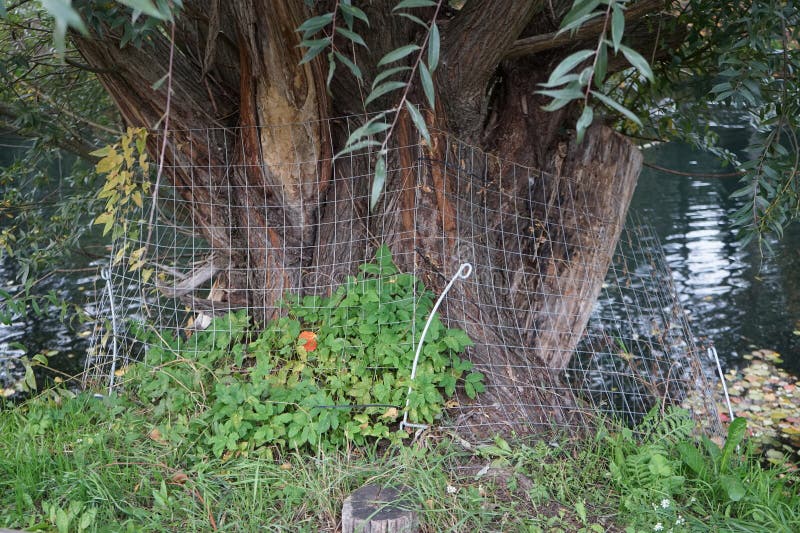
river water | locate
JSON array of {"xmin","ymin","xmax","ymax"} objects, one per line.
[
  {"xmin": 631, "ymin": 128, "xmax": 800, "ymax": 376},
  {"xmin": 0, "ymin": 127, "xmax": 798, "ymax": 392}
]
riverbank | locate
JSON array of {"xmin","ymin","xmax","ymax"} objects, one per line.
[{"xmin": 2, "ymin": 390, "xmax": 798, "ymax": 532}]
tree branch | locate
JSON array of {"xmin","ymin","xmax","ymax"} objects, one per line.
[
  {"xmin": 504, "ymin": 0, "xmax": 665, "ymax": 58},
  {"xmin": 0, "ymin": 104, "xmax": 101, "ymax": 161},
  {"xmin": 440, "ymin": 0, "xmax": 544, "ymax": 139}
]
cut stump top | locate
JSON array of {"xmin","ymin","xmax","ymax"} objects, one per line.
[{"xmin": 341, "ymin": 484, "xmax": 419, "ymax": 533}]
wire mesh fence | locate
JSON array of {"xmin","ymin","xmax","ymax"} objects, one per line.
[{"xmin": 85, "ymin": 118, "xmax": 722, "ymax": 438}]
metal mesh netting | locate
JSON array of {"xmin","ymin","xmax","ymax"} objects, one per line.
[{"xmin": 84, "ymin": 120, "xmax": 721, "ymax": 436}]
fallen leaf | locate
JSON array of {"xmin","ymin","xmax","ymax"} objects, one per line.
[
  {"xmin": 148, "ymin": 428, "xmax": 165, "ymax": 443},
  {"xmin": 381, "ymin": 407, "xmax": 398, "ymax": 419},
  {"xmin": 170, "ymin": 471, "xmax": 189, "ymax": 484}
]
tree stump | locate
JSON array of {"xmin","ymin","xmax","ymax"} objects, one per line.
[{"xmin": 341, "ymin": 484, "xmax": 419, "ymax": 533}]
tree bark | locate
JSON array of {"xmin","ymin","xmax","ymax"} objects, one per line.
[{"xmin": 73, "ymin": 0, "xmax": 649, "ymax": 432}]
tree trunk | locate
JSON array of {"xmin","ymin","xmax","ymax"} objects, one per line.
[{"xmin": 74, "ymin": 0, "xmax": 645, "ymax": 432}]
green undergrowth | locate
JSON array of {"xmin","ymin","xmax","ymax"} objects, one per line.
[
  {"xmin": 2, "ymin": 392, "xmax": 799, "ymax": 532},
  {"xmin": 125, "ymin": 245, "xmax": 483, "ymax": 456}
]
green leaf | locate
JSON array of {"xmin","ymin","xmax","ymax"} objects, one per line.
[
  {"xmin": 372, "ymin": 66, "xmax": 412, "ymax": 89},
  {"xmin": 419, "ymin": 62, "xmax": 435, "ymax": 109},
  {"xmin": 398, "ymin": 12, "xmax": 427, "ymax": 26},
  {"xmin": 152, "ymin": 73, "xmax": 169, "ymax": 90},
  {"xmin": 537, "ymin": 86, "xmax": 585, "ymax": 101},
  {"xmin": 720, "ymin": 474, "xmax": 746, "ymax": 501},
  {"xmin": 326, "ymin": 55, "xmax": 336, "ymax": 88},
  {"xmin": 590, "ymin": 90, "xmax": 642, "ymax": 126},
  {"xmin": 575, "ymin": 105, "xmax": 593, "ymax": 143},
  {"xmin": 370, "ymin": 153, "xmax": 387, "ymax": 212},
  {"xmin": 721, "ymin": 417, "xmax": 747, "ymax": 471},
  {"xmin": 560, "ymin": 0, "xmax": 601, "ymax": 32},
  {"xmin": 55, "ymin": 508, "xmax": 70, "ymax": 533},
  {"xmin": 594, "ymin": 41, "xmax": 607, "ymax": 88},
  {"xmin": 541, "ymin": 98, "xmax": 574, "ymax": 112},
  {"xmin": 117, "ymin": 0, "xmax": 168, "ymax": 20},
  {"xmin": 378, "ymin": 44, "xmax": 421, "ymax": 66},
  {"xmin": 538, "ymin": 74, "xmax": 581, "ymax": 88},
  {"xmin": 428, "ymin": 23, "xmax": 440, "ymax": 71},
  {"xmin": 405, "ymin": 101, "xmax": 430, "ymax": 144},
  {"xmin": 0, "ymin": 2, "xmax": 7, "ymax": 17},
  {"xmin": 335, "ymin": 27, "xmax": 368, "ymax": 48},
  {"xmin": 544, "ymin": 49, "xmax": 595, "ymax": 87},
  {"xmin": 647, "ymin": 453, "xmax": 672, "ymax": 477},
  {"xmin": 345, "ymin": 115, "xmax": 391, "ymax": 143},
  {"xmin": 78, "ymin": 508, "xmax": 97, "ymax": 531},
  {"xmin": 619, "ymin": 44, "xmax": 653, "ymax": 82},
  {"xmin": 365, "ymin": 81, "xmax": 407, "ymax": 106},
  {"xmin": 393, "ymin": 0, "xmax": 436, "ymax": 10},
  {"xmin": 677, "ymin": 441, "xmax": 706, "ymax": 475},
  {"xmin": 559, "ymin": 11, "xmax": 602, "ymax": 35},
  {"xmin": 340, "ymin": 3, "xmax": 369, "ymax": 26},
  {"xmin": 299, "ymin": 38, "xmax": 331, "ymax": 65},
  {"xmin": 335, "ymin": 51, "xmax": 363, "ymax": 80},
  {"xmin": 575, "ymin": 500, "xmax": 587, "ymax": 524},
  {"xmin": 297, "ymin": 13, "xmax": 334, "ymax": 36},
  {"xmin": 611, "ymin": 4, "xmax": 625, "ymax": 52},
  {"xmin": 725, "ymin": 417, "xmax": 747, "ymax": 451},
  {"xmin": 42, "ymin": 0, "xmax": 88, "ymax": 34},
  {"xmin": 24, "ymin": 362, "xmax": 36, "ymax": 391}
]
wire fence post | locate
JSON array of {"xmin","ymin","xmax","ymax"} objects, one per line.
[
  {"xmin": 708, "ymin": 344, "xmax": 735, "ymax": 421},
  {"xmin": 400, "ymin": 263, "xmax": 473, "ymax": 432},
  {"xmin": 102, "ymin": 266, "xmax": 120, "ymax": 395}
]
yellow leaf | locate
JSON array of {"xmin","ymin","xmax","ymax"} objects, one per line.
[
  {"xmin": 113, "ymin": 244, "xmax": 128, "ymax": 265},
  {"xmin": 94, "ymin": 212, "xmax": 115, "ymax": 236},
  {"xmin": 130, "ymin": 246, "xmax": 146, "ymax": 261},
  {"xmin": 89, "ymin": 145, "xmax": 113, "ymax": 158},
  {"xmin": 96, "ymin": 153, "xmax": 122, "ymax": 174},
  {"xmin": 381, "ymin": 407, "xmax": 399, "ymax": 419}
]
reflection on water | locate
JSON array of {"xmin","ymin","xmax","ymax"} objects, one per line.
[
  {"xmin": 0, "ymin": 133, "xmax": 97, "ymax": 392},
  {"xmin": 0, "ymin": 257, "xmax": 98, "ymax": 391},
  {"xmin": 632, "ymin": 129, "xmax": 800, "ymax": 377}
]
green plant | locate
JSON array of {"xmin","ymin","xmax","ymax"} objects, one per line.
[
  {"xmin": 607, "ymin": 407, "xmax": 800, "ymax": 532},
  {"xmin": 607, "ymin": 406, "xmax": 693, "ymax": 514},
  {"xmin": 128, "ymin": 245, "xmax": 483, "ymax": 456}
]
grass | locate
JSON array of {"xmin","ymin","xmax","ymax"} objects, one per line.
[{"xmin": 1, "ymin": 390, "xmax": 798, "ymax": 532}]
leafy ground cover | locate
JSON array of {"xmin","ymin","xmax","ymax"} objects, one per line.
[{"xmin": 1, "ymin": 390, "xmax": 798, "ymax": 532}]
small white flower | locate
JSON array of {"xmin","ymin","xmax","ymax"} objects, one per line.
[
  {"xmin": 690, "ymin": 496, "xmax": 697, "ymax": 503},
  {"xmin": 654, "ymin": 523, "xmax": 664, "ymax": 532},
  {"xmin": 676, "ymin": 515, "xmax": 685, "ymax": 526},
  {"xmin": 446, "ymin": 485, "xmax": 457, "ymax": 494},
  {"xmin": 660, "ymin": 498, "xmax": 671, "ymax": 509}
]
